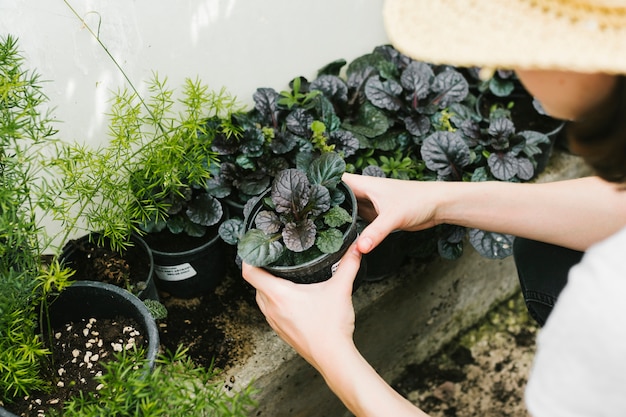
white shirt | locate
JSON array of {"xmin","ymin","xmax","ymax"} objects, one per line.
[{"xmin": 525, "ymin": 226, "xmax": 626, "ymax": 416}]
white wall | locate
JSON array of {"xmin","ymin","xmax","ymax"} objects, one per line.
[{"xmin": 1, "ymin": 0, "xmax": 388, "ymax": 145}]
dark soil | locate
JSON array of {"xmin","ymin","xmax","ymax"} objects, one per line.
[
  {"xmin": 6, "ymin": 316, "xmax": 146, "ymax": 417},
  {"xmin": 155, "ymin": 249, "xmax": 263, "ymax": 371},
  {"xmin": 60, "ymin": 234, "xmax": 152, "ymax": 297}
]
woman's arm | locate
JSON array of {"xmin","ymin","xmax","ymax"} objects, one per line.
[
  {"xmin": 242, "ymin": 247, "xmax": 428, "ymax": 417},
  {"xmin": 343, "ymin": 174, "xmax": 626, "ymax": 253}
]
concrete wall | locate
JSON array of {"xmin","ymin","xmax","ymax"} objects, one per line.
[{"xmin": 1, "ymin": 0, "xmax": 387, "ymax": 145}]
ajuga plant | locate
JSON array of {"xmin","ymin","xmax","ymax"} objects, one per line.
[
  {"xmin": 0, "ymin": 34, "xmax": 74, "ymax": 406},
  {"xmin": 58, "ymin": 346, "xmax": 257, "ymax": 417},
  {"xmin": 224, "ymin": 152, "xmax": 354, "ymax": 268},
  {"xmin": 49, "ymin": 75, "xmax": 242, "ymax": 252}
]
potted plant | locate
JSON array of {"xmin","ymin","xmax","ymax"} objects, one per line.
[
  {"xmin": 58, "ymin": 231, "xmax": 159, "ymax": 301},
  {"xmin": 0, "ymin": 34, "xmax": 159, "ymax": 416},
  {"xmin": 222, "ymin": 152, "xmax": 362, "ymax": 284},
  {"xmin": 50, "ymin": 75, "xmax": 243, "ymax": 298}
]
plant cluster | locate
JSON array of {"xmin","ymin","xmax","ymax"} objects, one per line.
[{"xmin": 249, "ymin": 45, "xmax": 562, "ymax": 260}]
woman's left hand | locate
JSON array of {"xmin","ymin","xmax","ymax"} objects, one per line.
[{"xmin": 241, "ymin": 243, "xmax": 363, "ymax": 371}]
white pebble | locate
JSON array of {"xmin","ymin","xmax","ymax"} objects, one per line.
[{"xmin": 72, "ymin": 349, "xmax": 81, "ymax": 358}]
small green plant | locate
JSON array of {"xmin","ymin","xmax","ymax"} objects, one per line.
[
  {"xmin": 59, "ymin": 346, "xmax": 257, "ymax": 417},
  {"xmin": 49, "ymin": 75, "xmax": 242, "ymax": 251}
]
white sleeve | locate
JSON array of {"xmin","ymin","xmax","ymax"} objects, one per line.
[{"xmin": 525, "ymin": 227, "xmax": 626, "ymax": 417}]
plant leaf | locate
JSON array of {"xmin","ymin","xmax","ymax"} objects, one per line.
[
  {"xmin": 421, "ymin": 131, "xmax": 471, "ymax": 179},
  {"xmin": 431, "ymin": 69, "xmax": 469, "ymax": 108},
  {"xmin": 186, "ymin": 194, "xmax": 223, "ymax": 227},
  {"xmin": 401, "ymin": 61, "xmax": 434, "ymax": 101},
  {"xmin": 271, "ymin": 169, "xmax": 310, "ymax": 214},
  {"xmin": 468, "ymin": 229, "xmax": 514, "ymax": 259},
  {"xmin": 364, "ymin": 77, "xmax": 403, "ymax": 111},
  {"xmin": 254, "ymin": 210, "xmax": 281, "ymax": 234},
  {"xmin": 316, "ymin": 228, "xmax": 344, "ymax": 254},
  {"xmin": 283, "ymin": 219, "xmax": 316, "ymax": 252},
  {"xmin": 307, "ymin": 152, "xmax": 346, "ymax": 189},
  {"xmin": 237, "ymin": 229, "xmax": 284, "ymax": 267},
  {"xmin": 343, "ymin": 102, "xmax": 391, "ymax": 138},
  {"xmin": 308, "ymin": 184, "xmax": 331, "ymax": 217},
  {"xmin": 324, "ymin": 206, "xmax": 352, "ymax": 228},
  {"xmin": 218, "ymin": 218, "xmax": 244, "ymax": 245},
  {"xmin": 487, "ymin": 152, "xmax": 518, "ymax": 181},
  {"xmin": 519, "ymin": 130, "xmax": 550, "ymax": 157}
]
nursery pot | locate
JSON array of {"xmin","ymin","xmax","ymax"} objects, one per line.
[
  {"xmin": 0, "ymin": 281, "xmax": 159, "ymax": 417},
  {"xmin": 142, "ymin": 214, "xmax": 229, "ymax": 299},
  {"xmin": 60, "ymin": 232, "xmax": 158, "ymax": 301},
  {"xmin": 360, "ymin": 225, "xmax": 410, "ymax": 281},
  {"xmin": 48, "ymin": 281, "xmax": 160, "ymax": 367},
  {"xmin": 244, "ymin": 182, "xmax": 365, "ymax": 285}
]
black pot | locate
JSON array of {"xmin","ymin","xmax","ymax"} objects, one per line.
[
  {"xmin": 60, "ymin": 232, "xmax": 158, "ymax": 301},
  {"xmin": 143, "ymin": 226, "xmax": 228, "ymax": 299},
  {"xmin": 360, "ymin": 226, "xmax": 410, "ymax": 281},
  {"xmin": 0, "ymin": 281, "xmax": 159, "ymax": 417},
  {"xmin": 244, "ymin": 182, "xmax": 365, "ymax": 285}
]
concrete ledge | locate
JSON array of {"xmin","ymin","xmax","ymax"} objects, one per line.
[{"xmin": 226, "ymin": 151, "xmax": 592, "ymax": 416}]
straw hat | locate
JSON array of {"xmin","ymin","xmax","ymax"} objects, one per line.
[{"xmin": 383, "ymin": 0, "xmax": 626, "ymax": 74}]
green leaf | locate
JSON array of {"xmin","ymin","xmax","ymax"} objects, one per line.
[
  {"xmin": 324, "ymin": 206, "xmax": 352, "ymax": 228},
  {"xmin": 237, "ymin": 229, "xmax": 284, "ymax": 267},
  {"xmin": 307, "ymin": 152, "xmax": 346, "ymax": 189},
  {"xmin": 316, "ymin": 228, "xmax": 344, "ymax": 254}
]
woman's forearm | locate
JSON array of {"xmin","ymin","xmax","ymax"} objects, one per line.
[
  {"xmin": 435, "ymin": 176, "xmax": 626, "ymax": 251},
  {"xmin": 313, "ymin": 341, "xmax": 429, "ymax": 417}
]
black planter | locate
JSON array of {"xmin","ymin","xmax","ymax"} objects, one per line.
[
  {"xmin": 360, "ymin": 226, "xmax": 410, "ymax": 281},
  {"xmin": 244, "ymin": 182, "xmax": 366, "ymax": 285},
  {"xmin": 60, "ymin": 232, "xmax": 158, "ymax": 301},
  {"xmin": 0, "ymin": 281, "xmax": 159, "ymax": 417},
  {"xmin": 143, "ymin": 227, "xmax": 228, "ymax": 299}
]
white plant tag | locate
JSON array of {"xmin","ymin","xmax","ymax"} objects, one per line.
[{"xmin": 154, "ymin": 263, "xmax": 197, "ymax": 282}]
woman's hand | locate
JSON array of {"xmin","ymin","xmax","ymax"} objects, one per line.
[
  {"xmin": 342, "ymin": 172, "xmax": 438, "ymax": 254},
  {"xmin": 241, "ymin": 243, "xmax": 363, "ymax": 370}
]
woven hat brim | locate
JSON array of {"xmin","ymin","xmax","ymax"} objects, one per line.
[{"xmin": 384, "ymin": 0, "xmax": 626, "ymax": 74}]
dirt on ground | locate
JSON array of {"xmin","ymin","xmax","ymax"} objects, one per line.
[{"xmin": 393, "ymin": 292, "xmax": 538, "ymax": 417}]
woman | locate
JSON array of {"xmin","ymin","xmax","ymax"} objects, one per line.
[{"xmin": 243, "ymin": 0, "xmax": 626, "ymax": 415}]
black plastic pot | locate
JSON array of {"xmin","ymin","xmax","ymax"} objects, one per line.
[
  {"xmin": 60, "ymin": 232, "xmax": 158, "ymax": 301},
  {"xmin": 0, "ymin": 281, "xmax": 159, "ymax": 417},
  {"xmin": 143, "ymin": 225, "xmax": 228, "ymax": 299},
  {"xmin": 244, "ymin": 182, "xmax": 365, "ymax": 285},
  {"xmin": 360, "ymin": 225, "xmax": 410, "ymax": 281}
]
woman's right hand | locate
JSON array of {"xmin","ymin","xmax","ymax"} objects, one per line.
[{"xmin": 342, "ymin": 172, "xmax": 439, "ymax": 254}]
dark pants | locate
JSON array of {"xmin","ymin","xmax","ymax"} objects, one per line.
[{"xmin": 513, "ymin": 237, "xmax": 584, "ymax": 326}]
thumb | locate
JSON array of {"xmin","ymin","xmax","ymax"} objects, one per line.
[
  {"xmin": 356, "ymin": 215, "xmax": 396, "ymax": 254},
  {"xmin": 331, "ymin": 243, "xmax": 362, "ymax": 290}
]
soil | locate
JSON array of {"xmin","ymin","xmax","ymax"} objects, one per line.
[
  {"xmin": 6, "ymin": 316, "xmax": 146, "ymax": 417},
  {"xmin": 393, "ymin": 292, "xmax": 539, "ymax": 417},
  {"xmin": 155, "ymin": 252, "xmax": 263, "ymax": 371},
  {"xmin": 60, "ymin": 234, "xmax": 153, "ymax": 297}
]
